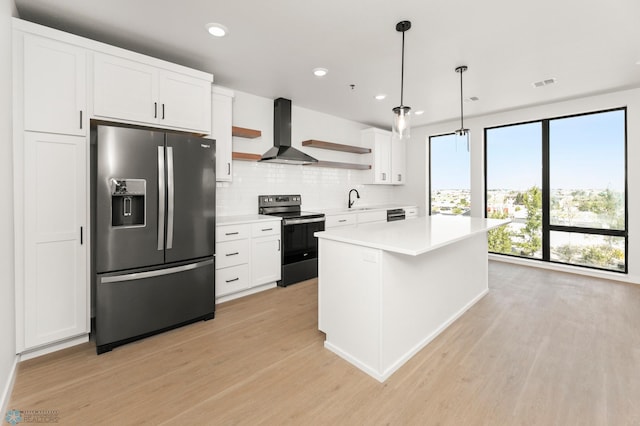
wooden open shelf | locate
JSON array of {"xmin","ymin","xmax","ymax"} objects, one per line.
[
  {"xmin": 232, "ymin": 152, "xmax": 261, "ymax": 161},
  {"xmin": 232, "ymin": 126, "xmax": 262, "ymax": 139},
  {"xmin": 304, "ymin": 161, "xmax": 371, "ymax": 170},
  {"xmin": 302, "ymin": 139, "xmax": 371, "ymax": 154}
]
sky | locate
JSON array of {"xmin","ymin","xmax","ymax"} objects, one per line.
[{"xmin": 430, "ymin": 109, "xmax": 626, "ymax": 192}]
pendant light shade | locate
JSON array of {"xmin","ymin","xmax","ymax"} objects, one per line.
[
  {"xmin": 455, "ymin": 65, "xmax": 469, "ymax": 148},
  {"xmin": 393, "ymin": 21, "xmax": 412, "ymax": 140}
]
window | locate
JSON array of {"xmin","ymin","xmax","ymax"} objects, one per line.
[
  {"xmin": 485, "ymin": 108, "xmax": 627, "ymax": 272},
  {"xmin": 429, "ymin": 133, "xmax": 470, "ymax": 216}
]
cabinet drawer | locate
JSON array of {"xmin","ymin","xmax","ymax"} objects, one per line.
[
  {"xmin": 216, "ymin": 264, "xmax": 250, "ymax": 297},
  {"xmin": 251, "ymin": 221, "xmax": 281, "ymax": 238},
  {"xmin": 216, "ymin": 224, "xmax": 250, "ymax": 242},
  {"xmin": 357, "ymin": 210, "xmax": 387, "ymax": 224},
  {"xmin": 405, "ymin": 207, "xmax": 418, "ymax": 218},
  {"xmin": 325, "ymin": 213, "xmax": 357, "ymax": 228},
  {"xmin": 216, "ymin": 239, "xmax": 249, "ymax": 269}
]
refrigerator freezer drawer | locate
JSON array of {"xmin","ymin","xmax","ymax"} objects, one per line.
[{"xmin": 96, "ymin": 258, "xmax": 215, "ymax": 353}]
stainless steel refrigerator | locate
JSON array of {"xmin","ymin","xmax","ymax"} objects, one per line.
[{"xmin": 92, "ymin": 124, "xmax": 215, "ymax": 354}]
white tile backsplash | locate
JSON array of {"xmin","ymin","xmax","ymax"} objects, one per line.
[{"xmin": 216, "ymin": 161, "xmax": 396, "ymax": 216}]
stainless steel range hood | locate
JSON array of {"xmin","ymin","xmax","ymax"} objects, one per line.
[{"xmin": 259, "ymin": 98, "xmax": 318, "ymax": 165}]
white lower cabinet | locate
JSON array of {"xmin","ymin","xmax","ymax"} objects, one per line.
[
  {"xmin": 325, "ymin": 213, "xmax": 357, "ymax": 229},
  {"xmin": 216, "ymin": 264, "xmax": 250, "ymax": 297},
  {"xmin": 215, "ymin": 218, "xmax": 281, "ymax": 302},
  {"xmin": 20, "ymin": 132, "xmax": 88, "ymax": 351},
  {"xmin": 404, "ymin": 206, "xmax": 418, "ymax": 219}
]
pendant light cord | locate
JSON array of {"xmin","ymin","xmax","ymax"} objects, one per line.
[
  {"xmin": 400, "ymin": 31, "xmax": 405, "ymax": 107},
  {"xmin": 459, "ymin": 68, "xmax": 464, "ymax": 130}
]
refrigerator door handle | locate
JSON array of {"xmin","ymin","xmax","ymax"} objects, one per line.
[
  {"xmin": 166, "ymin": 146, "xmax": 175, "ymax": 249},
  {"xmin": 157, "ymin": 146, "xmax": 165, "ymax": 251},
  {"xmin": 100, "ymin": 258, "xmax": 214, "ymax": 284}
]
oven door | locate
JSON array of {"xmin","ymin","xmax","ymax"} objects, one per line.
[{"xmin": 281, "ymin": 217, "xmax": 325, "ymax": 265}]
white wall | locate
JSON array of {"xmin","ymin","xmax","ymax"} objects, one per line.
[
  {"xmin": 217, "ymin": 90, "xmax": 399, "ymax": 215},
  {"xmin": 412, "ymin": 88, "xmax": 640, "ymax": 284},
  {"xmin": 1, "ymin": 0, "xmax": 17, "ymax": 414}
]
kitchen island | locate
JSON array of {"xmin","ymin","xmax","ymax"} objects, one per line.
[{"xmin": 314, "ymin": 215, "xmax": 509, "ymax": 382}]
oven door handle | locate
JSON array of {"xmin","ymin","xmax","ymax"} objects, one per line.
[{"xmin": 283, "ymin": 217, "xmax": 326, "ymax": 226}]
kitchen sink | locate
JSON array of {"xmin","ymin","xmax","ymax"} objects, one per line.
[{"xmin": 350, "ymin": 207, "xmax": 373, "ymax": 211}]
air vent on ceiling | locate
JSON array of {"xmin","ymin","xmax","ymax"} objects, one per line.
[{"xmin": 532, "ymin": 78, "xmax": 557, "ymax": 88}]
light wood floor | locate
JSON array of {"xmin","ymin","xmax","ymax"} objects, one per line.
[{"xmin": 9, "ymin": 262, "xmax": 640, "ymax": 425}]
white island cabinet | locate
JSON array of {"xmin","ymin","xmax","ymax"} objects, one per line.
[{"xmin": 315, "ymin": 216, "xmax": 509, "ymax": 382}]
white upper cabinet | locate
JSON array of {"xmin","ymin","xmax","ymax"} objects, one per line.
[
  {"xmin": 362, "ymin": 128, "xmax": 406, "ymax": 185},
  {"xmin": 362, "ymin": 128, "xmax": 392, "ymax": 184},
  {"xmin": 23, "ymin": 34, "xmax": 86, "ymax": 136},
  {"xmin": 93, "ymin": 53, "xmax": 158, "ymax": 124},
  {"xmin": 391, "ymin": 135, "xmax": 406, "ymax": 184},
  {"xmin": 210, "ymin": 86, "xmax": 234, "ymax": 182},
  {"xmin": 158, "ymin": 70, "xmax": 212, "ymax": 132},
  {"xmin": 93, "ymin": 53, "xmax": 211, "ymax": 133}
]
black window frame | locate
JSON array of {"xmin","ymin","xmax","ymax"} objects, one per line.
[{"xmin": 484, "ymin": 107, "xmax": 628, "ymax": 274}]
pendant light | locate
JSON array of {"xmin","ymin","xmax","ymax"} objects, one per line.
[
  {"xmin": 392, "ymin": 20, "xmax": 412, "ymax": 140},
  {"xmin": 454, "ymin": 65, "xmax": 469, "ymax": 150}
]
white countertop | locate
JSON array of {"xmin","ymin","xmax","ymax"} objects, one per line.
[
  {"xmin": 320, "ymin": 204, "xmax": 417, "ymax": 215},
  {"xmin": 217, "ymin": 214, "xmax": 281, "ymax": 226},
  {"xmin": 315, "ymin": 216, "xmax": 510, "ymax": 256}
]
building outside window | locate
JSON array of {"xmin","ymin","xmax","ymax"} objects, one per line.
[
  {"xmin": 429, "ymin": 133, "xmax": 471, "ymax": 216},
  {"xmin": 485, "ymin": 108, "xmax": 627, "ymax": 272}
]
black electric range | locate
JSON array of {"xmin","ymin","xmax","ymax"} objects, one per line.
[{"xmin": 258, "ymin": 195, "xmax": 325, "ymax": 286}]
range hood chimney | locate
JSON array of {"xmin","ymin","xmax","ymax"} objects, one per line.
[{"xmin": 259, "ymin": 98, "xmax": 318, "ymax": 165}]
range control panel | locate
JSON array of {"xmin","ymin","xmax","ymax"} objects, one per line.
[{"xmin": 258, "ymin": 194, "xmax": 302, "ymax": 208}]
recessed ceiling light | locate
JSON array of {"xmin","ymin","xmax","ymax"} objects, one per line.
[
  {"xmin": 205, "ymin": 23, "xmax": 228, "ymax": 37},
  {"xmin": 414, "ymin": 110, "xmax": 424, "ymax": 115},
  {"xmin": 464, "ymin": 96, "xmax": 480, "ymax": 102},
  {"xmin": 375, "ymin": 94, "xmax": 386, "ymax": 100},
  {"xmin": 313, "ymin": 68, "xmax": 328, "ymax": 77}
]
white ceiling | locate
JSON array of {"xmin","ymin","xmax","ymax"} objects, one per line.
[{"xmin": 15, "ymin": 0, "xmax": 640, "ymax": 129}]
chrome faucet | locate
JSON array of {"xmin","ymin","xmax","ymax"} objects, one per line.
[{"xmin": 348, "ymin": 189, "xmax": 360, "ymax": 209}]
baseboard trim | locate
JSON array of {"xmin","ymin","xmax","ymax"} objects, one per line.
[
  {"xmin": 19, "ymin": 334, "xmax": 89, "ymax": 362},
  {"xmin": 0, "ymin": 355, "xmax": 19, "ymax": 417},
  {"xmin": 489, "ymin": 254, "xmax": 639, "ymax": 285}
]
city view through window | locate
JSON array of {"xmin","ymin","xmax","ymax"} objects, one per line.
[
  {"xmin": 430, "ymin": 133, "xmax": 471, "ymax": 216},
  {"xmin": 485, "ymin": 109, "xmax": 627, "ymax": 272}
]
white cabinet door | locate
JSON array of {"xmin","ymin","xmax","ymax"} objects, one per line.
[
  {"xmin": 362, "ymin": 128, "xmax": 391, "ymax": 184},
  {"xmin": 211, "ymin": 87, "xmax": 234, "ymax": 181},
  {"xmin": 93, "ymin": 53, "xmax": 212, "ymax": 133},
  {"xmin": 23, "ymin": 34, "xmax": 86, "ymax": 136},
  {"xmin": 93, "ymin": 53, "xmax": 158, "ymax": 124},
  {"xmin": 391, "ymin": 135, "xmax": 406, "ymax": 185},
  {"xmin": 251, "ymin": 236, "xmax": 281, "ymax": 286},
  {"xmin": 159, "ymin": 70, "xmax": 211, "ymax": 133},
  {"xmin": 23, "ymin": 132, "xmax": 87, "ymax": 349}
]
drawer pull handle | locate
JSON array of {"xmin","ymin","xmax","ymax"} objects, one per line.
[
  {"xmin": 225, "ymin": 232, "xmax": 239, "ymax": 236},
  {"xmin": 226, "ymin": 278, "xmax": 239, "ymax": 283},
  {"xmin": 338, "ymin": 219, "xmax": 347, "ymax": 223},
  {"xmin": 261, "ymin": 228, "xmax": 273, "ymax": 231},
  {"xmin": 225, "ymin": 252, "xmax": 239, "ymax": 257}
]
